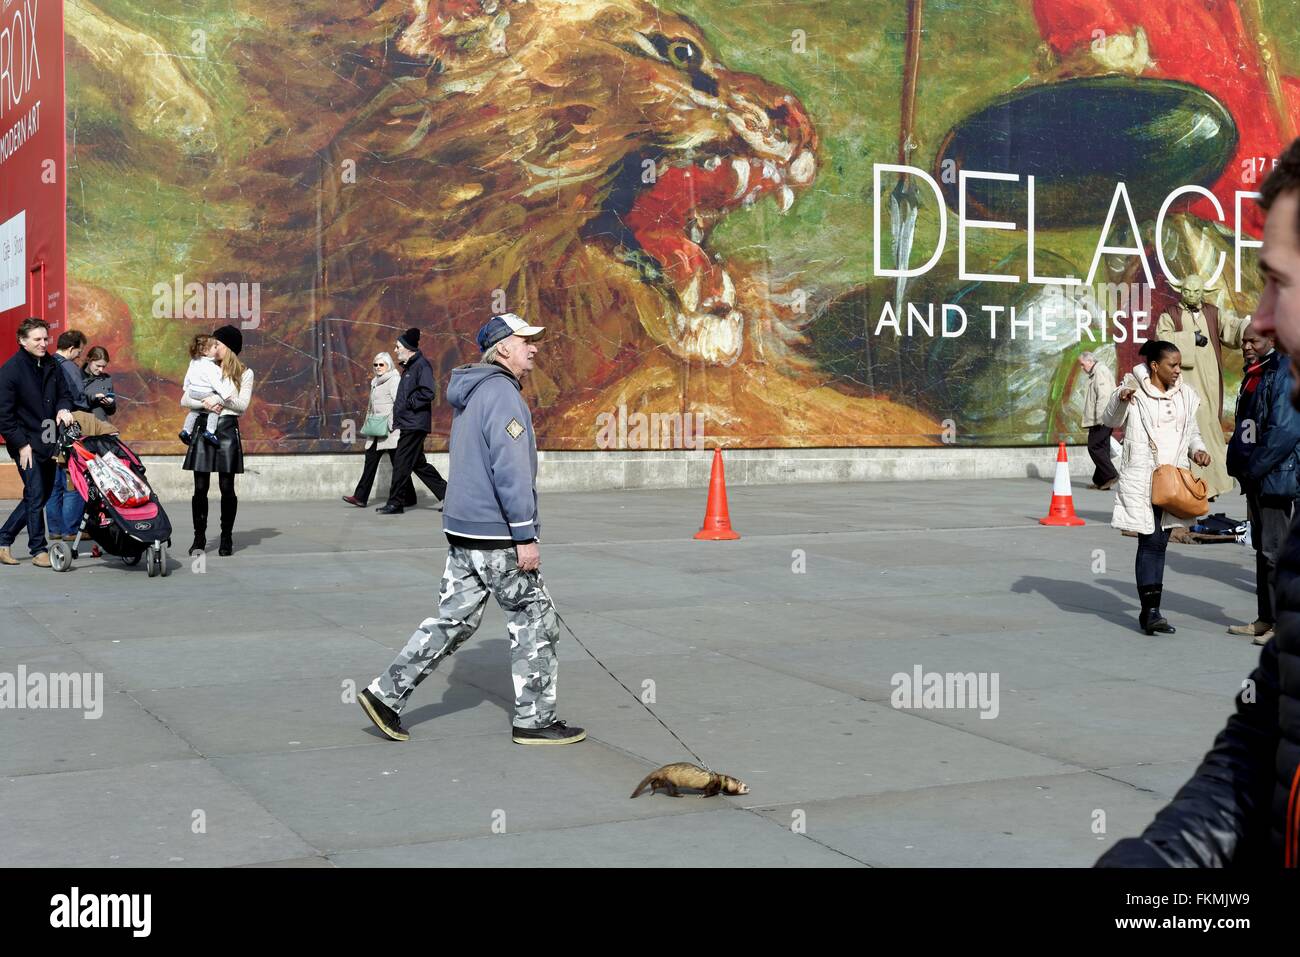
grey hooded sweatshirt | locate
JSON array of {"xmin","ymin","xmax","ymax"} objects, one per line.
[{"xmin": 442, "ymin": 362, "xmax": 539, "ymax": 548}]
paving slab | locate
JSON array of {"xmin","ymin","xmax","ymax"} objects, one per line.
[
  {"xmin": 586, "ymin": 701, "xmax": 1076, "ymax": 807},
  {"xmin": 209, "ymin": 736, "xmax": 728, "ymax": 853},
  {"xmin": 748, "ymin": 770, "xmax": 1172, "ymax": 867},
  {"xmin": 0, "ymin": 760, "xmax": 316, "ymax": 867},
  {"xmin": 330, "ymin": 808, "xmax": 863, "ymax": 867},
  {"xmin": 0, "ymin": 478, "xmax": 1264, "ymax": 866}
]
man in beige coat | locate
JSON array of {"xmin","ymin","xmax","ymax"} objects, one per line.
[
  {"xmin": 1079, "ymin": 352, "xmax": 1118, "ymax": 489},
  {"xmin": 1155, "ymin": 275, "xmax": 1250, "ymax": 498}
]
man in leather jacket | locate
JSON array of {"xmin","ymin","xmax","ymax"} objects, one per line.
[{"xmin": 1096, "ymin": 141, "xmax": 1300, "ymax": 867}]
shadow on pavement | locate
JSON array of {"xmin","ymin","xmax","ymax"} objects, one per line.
[
  {"xmin": 233, "ymin": 527, "xmax": 283, "ymax": 548},
  {"xmin": 1094, "ymin": 576, "xmax": 1234, "ymax": 628},
  {"xmin": 402, "ymin": 637, "xmax": 513, "ymax": 730},
  {"xmin": 1011, "ymin": 575, "xmax": 1134, "ymax": 628},
  {"xmin": 1164, "ymin": 550, "xmax": 1256, "ymax": 595}
]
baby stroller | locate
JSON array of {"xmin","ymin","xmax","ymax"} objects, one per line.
[{"xmin": 51, "ymin": 422, "xmax": 173, "ymax": 577}]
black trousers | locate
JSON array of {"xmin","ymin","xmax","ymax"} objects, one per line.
[
  {"xmin": 1247, "ymin": 493, "xmax": 1293, "ymax": 623},
  {"xmin": 385, "ymin": 430, "xmax": 446, "ymax": 508},
  {"xmin": 1087, "ymin": 425, "xmax": 1118, "ymax": 486},
  {"xmin": 353, "ymin": 445, "xmax": 397, "ymax": 506}
]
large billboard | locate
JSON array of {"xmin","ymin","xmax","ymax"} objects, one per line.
[
  {"xmin": 63, "ymin": 0, "xmax": 1293, "ymax": 452},
  {"xmin": 0, "ymin": 0, "xmax": 65, "ymax": 357}
]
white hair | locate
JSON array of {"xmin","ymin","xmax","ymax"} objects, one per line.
[
  {"xmin": 373, "ymin": 351, "xmax": 395, "ymax": 376},
  {"xmin": 482, "ymin": 342, "xmax": 502, "ymax": 365},
  {"xmin": 1079, "ymin": 351, "xmax": 1096, "ymax": 363}
]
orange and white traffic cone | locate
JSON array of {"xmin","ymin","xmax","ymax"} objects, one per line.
[
  {"xmin": 1039, "ymin": 442, "xmax": 1085, "ymax": 526},
  {"xmin": 695, "ymin": 448, "xmax": 741, "ymax": 540}
]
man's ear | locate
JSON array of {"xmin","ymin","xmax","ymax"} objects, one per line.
[{"xmin": 397, "ymin": 0, "xmax": 523, "ymax": 63}]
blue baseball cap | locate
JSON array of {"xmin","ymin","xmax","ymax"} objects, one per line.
[{"xmin": 476, "ymin": 313, "xmax": 545, "ymax": 352}]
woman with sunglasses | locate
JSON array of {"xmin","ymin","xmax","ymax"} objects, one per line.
[{"xmin": 343, "ymin": 352, "xmax": 402, "ymax": 507}]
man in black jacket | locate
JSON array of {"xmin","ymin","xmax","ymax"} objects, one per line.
[
  {"xmin": 0, "ymin": 319, "xmax": 75, "ymax": 567},
  {"xmin": 1097, "ymin": 141, "xmax": 1300, "ymax": 868},
  {"xmin": 377, "ymin": 327, "xmax": 448, "ymax": 515},
  {"xmin": 1224, "ymin": 322, "xmax": 1300, "ymax": 644}
]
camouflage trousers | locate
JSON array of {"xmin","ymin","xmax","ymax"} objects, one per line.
[{"xmin": 367, "ymin": 545, "xmax": 560, "ymax": 729}]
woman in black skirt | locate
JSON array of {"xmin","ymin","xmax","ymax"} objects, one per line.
[{"xmin": 182, "ymin": 325, "xmax": 254, "ymax": 556}]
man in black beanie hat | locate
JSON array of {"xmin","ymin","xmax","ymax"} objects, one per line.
[{"xmin": 378, "ymin": 327, "xmax": 447, "ymax": 514}]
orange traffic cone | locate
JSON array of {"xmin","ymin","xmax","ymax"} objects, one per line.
[
  {"xmin": 1039, "ymin": 442, "xmax": 1085, "ymax": 526},
  {"xmin": 695, "ymin": 448, "xmax": 741, "ymax": 540}
]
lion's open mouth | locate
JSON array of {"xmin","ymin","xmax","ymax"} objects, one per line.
[{"xmin": 623, "ymin": 147, "xmax": 817, "ymax": 319}]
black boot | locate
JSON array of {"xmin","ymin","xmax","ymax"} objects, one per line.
[
  {"xmin": 218, "ymin": 494, "xmax": 237, "ymax": 556},
  {"xmin": 1137, "ymin": 584, "xmax": 1175, "ymax": 635},
  {"xmin": 190, "ymin": 495, "xmax": 207, "ymax": 554}
]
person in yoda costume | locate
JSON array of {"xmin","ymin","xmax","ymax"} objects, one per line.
[{"xmin": 1153, "ymin": 274, "xmax": 1250, "ymax": 499}]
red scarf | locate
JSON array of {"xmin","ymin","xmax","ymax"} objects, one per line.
[{"xmin": 1244, "ymin": 355, "xmax": 1270, "ymax": 394}]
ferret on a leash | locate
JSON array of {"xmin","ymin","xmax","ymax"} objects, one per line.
[
  {"xmin": 630, "ymin": 762, "xmax": 750, "ymax": 798},
  {"xmin": 540, "ymin": 580, "xmax": 745, "ymax": 800}
]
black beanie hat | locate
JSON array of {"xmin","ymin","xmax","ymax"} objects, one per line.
[
  {"xmin": 398, "ymin": 327, "xmax": 420, "ymax": 350},
  {"xmin": 212, "ymin": 325, "xmax": 243, "ymax": 355}
]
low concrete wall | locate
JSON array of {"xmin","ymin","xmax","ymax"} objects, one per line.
[{"xmin": 0, "ymin": 445, "xmax": 1094, "ymax": 502}]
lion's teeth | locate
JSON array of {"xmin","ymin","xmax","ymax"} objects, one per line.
[
  {"xmin": 763, "ymin": 160, "xmax": 780, "ymax": 182},
  {"xmin": 789, "ymin": 150, "xmax": 816, "ymax": 184},
  {"xmin": 702, "ymin": 156, "xmax": 721, "ymax": 172},
  {"xmin": 720, "ymin": 269, "xmax": 736, "ymax": 306},
  {"xmin": 779, "ymin": 186, "xmax": 795, "ymax": 213},
  {"xmin": 730, "ymin": 158, "xmax": 750, "ymax": 199}
]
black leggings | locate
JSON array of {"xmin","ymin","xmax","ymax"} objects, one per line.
[
  {"xmin": 194, "ymin": 471, "xmax": 237, "ymax": 504},
  {"xmin": 1135, "ymin": 506, "xmax": 1172, "ymax": 588}
]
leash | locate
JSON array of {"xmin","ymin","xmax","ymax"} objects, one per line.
[{"xmin": 530, "ymin": 571, "xmax": 712, "ymax": 771}]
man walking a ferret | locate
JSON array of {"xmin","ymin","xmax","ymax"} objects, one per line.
[{"xmin": 359, "ymin": 313, "xmax": 585, "ymax": 745}]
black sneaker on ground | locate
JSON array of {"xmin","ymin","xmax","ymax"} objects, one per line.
[
  {"xmin": 359, "ymin": 688, "xmax": 410, "ymax": 742},
  {"xmin": 512, "ymin": 720, "xmax": 586, "ymax": 746}
]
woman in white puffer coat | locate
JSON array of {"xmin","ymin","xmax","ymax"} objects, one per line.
[{"xmin": 1104, "ymin": 340, "xmax": 1212, "ymax": 635}]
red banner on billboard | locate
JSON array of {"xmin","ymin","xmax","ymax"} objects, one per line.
[{"xmin": 0, "ymin": 0, "xmax": 65, "ymax": 360}]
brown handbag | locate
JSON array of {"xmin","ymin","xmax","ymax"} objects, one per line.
[
  {"xmin": 1136, "ymin": 388, "xmax": 1208, "ymax": 519},
  {"xmin": 1150, "ymin": 464, "xmax": 1208, "ymax": 519}
]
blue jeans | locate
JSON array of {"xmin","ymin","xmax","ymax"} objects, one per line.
[
  {"xmin": 44, "ymin": 466, "xmax": 86, "ymax": 538},
  {"xmin": 0, "ymin": 456, "xmax": 56, "ymax": 556}
]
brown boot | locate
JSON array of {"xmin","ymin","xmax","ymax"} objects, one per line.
[
  {"xmin": 31, "ymin": 552, "xmax": 52, "ymax": 568},
  {"xmin": 0, "ymin": 547, "xmax": 18, "ymax": 565}
]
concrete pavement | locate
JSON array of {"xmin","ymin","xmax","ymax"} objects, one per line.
[{"xmin": 0, "ymin": 479, "xmax": 1265, "ymax": 866}]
